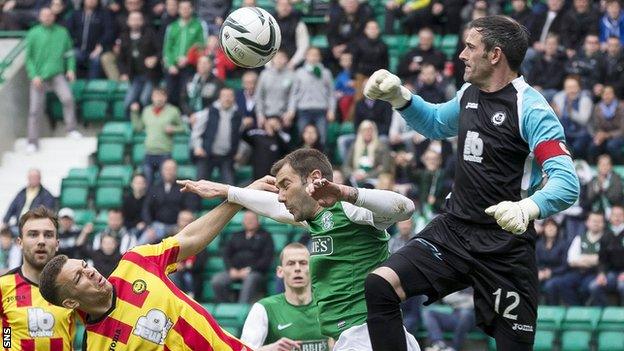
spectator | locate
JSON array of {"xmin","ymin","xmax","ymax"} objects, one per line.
[
  {"xmin": 242, "ymin": 117, "xmax": 290, "ymax": 180},
  {"xmin": 50, "ymin": 0, "xmax": 72, "ymax": 24},
  {"xmin": 191, "ymin": 87, "xmax": 242, "ymax": 184},
  {"xmin": 343, "ymin": 120, "xmax": 393, "ymax": 187},
  {"xmin": 527, "ymin": 34, "xmax": 567, "ymax": 102},
  {"xmin": 565, "ymin": 34, "xmax": 606, "ymax": 93},
  {"xmin": 162, "ymin": 0, "xmax": 205, "ymax": 106},
  {"xmin": 141, "ymin": 159, "xmax": 199, "ymax": 242},
  {"xmin": 334, "ymin": 52, "xmax": 355, "ymax": 121},
  {"xmin": 286, "ymin": 47, "xmax": 335, "ymax": 144},
  {"xmin": 389, "ymin": 110, "xmax": 418, "ymax": 152},
  {"xmin": 131, "ymin": 87, "xmax": 184, "ymax": 185},
  {"xmin": 187, "ymin": 35, "xmax": 236, "ymax": 80},
  {"xmin": 90, "ymin": 209, "xmax": 137, "ymax": 254},
  {"xmin": 389, "ymin": 218, "xmax": 415, "ymax": 254},
  {"xmin": 422, "ymin": 288, "xmax": 476, "ymax": 351},
  {"xmin": 57, "ymin": 207, "xmax": 94, "ymax": 258},
  {"xmin": 523, "ymin": 0, "xmax": 565, "ymax": 75},
  {"xmin": 157, "ymin": 0, "xmax": 178, "ymax": 44},
  {"xmin": 551, "ymin": 75, "xmax": 593, "ymax": 159},
  {"xmin": 255, "ymin": 50, "xmax": 294, "ymax": 128},
  {"xmin": 168, "ymin": 210, "xmax": 196, "ymax": 296},
  {"xmin": 560, "ymin": 211, "xmax": 606, "ymax": 305},
  {"xmin": 0, "ymin": 228, "xmax": 21, "ymax": 275},
  {"xmin": 603, "ymin": 36, "xmax": 624, "ymax": 99},
  {"xmin": 236, "ymin": 70, "xmax": 258, "ymax": 126},
  {"xmin": 590, "ymin": 205, "xmax": 624, "ymax": 305},
  {"xmin": 560, "ymin": 0, "xmax": 601, "ymax": 52},
  {"xmin": 410, "ymin": 148, "xmax": 448, "ymax": 215},
  {"xmin": 25, "ymin": 7, "xmax": 79, "ymax": 153},
  {"xmin": 118, "ymin": 11, "xmax": 160, "ymax": 116},
  {"xmin": 212, "ymin": 211, "xmax": 274, "ymax": 303},
  {"xmin": 274, "ymin": 0, "xmax": 309, "ymax": 69},
  {"xmin": 427, "ymin": 0, "xmax": 464, "ymax": 34},
  {"xmin": 384, "ymin": 0, "xmax": 433, "ymax": 35},
  {"xmin": 589, "ymin": 86, "xmax": 624, "ymax": 163},
  {"xmin": 349, "ymin": 20, "xmax": 388, "ymax": 105},
  {"xmin": 398, "ymin": 27, "xmax": 446, "ymax": 84},
  {"xmin": 509, "ymin": 0, "xmax": 532, "ymax": 29},
  {"xmin": 300, "ymin": 123, "xmax": 323, "ymax": 151},
  {"xmin": 326, "ymin": 0, "xmax": 372, "ymax": 63},
  {"xmin": 0, "ymin": 0, "xmax": 43, "ymax": 29},
  {"xmin": 75, "ymin": 231, "xmax": 122, "ymax": 277},
  {"xmin": 65, "ymin": 0, "xmax": 114, "ymax": 79},
  {"xmin": 600, "ymin": 0, "xmax": 624, "ymax": 45},
  {"xmin": 180, "ymin": 55, "xmax": 224, "ymax": 117},
  {"xmin": 195, "ymin": 0, "xmax": 230, "ymax": 34},
  {"xmin": 586, "ymin": 154, "xmax": 624, "ymax": 214},
  {"xmin": 536, "ymin": 218, "xmax": 570, "ymax": 305},
  {"xmin": 121, "ymin": 173, "xmax": 147, "ymax": 234},
  {"xmin": 2, "ymin": 169, "xmax": 55, "ymax": 233},
  {"xmin": 413, "ymin": 63, "xmax": 447, "ymax": 103}
]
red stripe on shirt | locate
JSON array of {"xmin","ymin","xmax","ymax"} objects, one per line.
[
  {"xmin": 534, "ymin": 140, "xmax": 571, "ymax": 165},
  {"xmin": 87, "ymin": 317, "xmax": 133, "ymax": 344},
  {"xmin": 15, "ymin": 274, "xmax": 32, "ymax": 307},
  {"xmin": 173, "ymin": 317, "xmax": 214, "ymax": 351},
  {"xmin": 20, "ymin": 339, "xmax": 34, "ymax": 351},
  {"xmin": 50, "ymin": 337, "xmax": 63, "ymax": 351},
  {"xmin": 122, "ymin": 252, "xmax": 248, "ymax": 350},
  {"xmin": 109, "ymin": 277, "xmax": 150, "ymax": 308}
]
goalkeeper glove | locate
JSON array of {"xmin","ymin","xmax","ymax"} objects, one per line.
[
  {"xmin": 363, "ymin": 69, "xmax": 412, "ymax": 109},
  {"xmin": 485, "ymin": 198, "xmax": 540, "ymax": 235}
]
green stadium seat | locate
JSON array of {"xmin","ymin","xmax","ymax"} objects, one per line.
[
  {"xmin": 271, "ymin": 233, "xmax": 290, "ymax": 251},
  {"xmin": 202, "ymin": 279, "xmax": 215, "ymax": 302},
  {"xmin": 61, "ymin": 176, "xmax": 89, "ymax": 189},
  {"xmin": 74, "ymin": 321, "xmax": 85, "ymax": 351},
  {"xmin": 46, "ymin": 93, "xmax": 63, "ymax": 121},
  {"xmin": 66, "ymin": 167, "xmax": 98, "ymax": 188},
  {"xmin": 172, "ymin": 142, "xmax": 190, "ymax": 165},
  {"xmin": 132, "ymin": 132, "xmax": 146, "ymax": 144},
  {"xmin": 310, "ymin": 35, "xmax": 329, "ymax": 49},
  {"xmin": 178, "ymin": 164, "xmax": 197, "ymax": 180},
  {"xmin": 537, "ymin": 305, "xmax": 566, "ymax": 330},
  {"xmin": 598, "ymin": 331, "xmax": 624, "ymax": 351},
  {"xmin": 440, "ymin": 34, "xmax": 459, "ymax": 59},
  {"xmin": 225, "ymin": 78, "xmax": 242, "ymax": 90},
  {"xmin": 222, "ymin": 326, "xmax": 241, "ymax": 338},
  {"xmin": 111, "ymin": 100, "xmax": 126, "ymax": 121},
  {"xmin": 561, "ymin": 330, "xmax": 592, "ymax": 351},
  {"xmin": 95, "ymin": 186, "xmax": 123, "ymax": 210},
  {"xmin": 73, "ymin": 209, "xmax": 95, "ymax": 226},
  {"xmin": 339, "ymin": 121, "xmax": 355, "ymax": 136},
  {"xmin": 202, "ymin": 197, "xmax": 222, "ymax": 210},
  {"xmin": 383, "ymin": 35, "xmax": 409, "ymax": 57},
  {"xmin": 60, "ymin": 186, "xmax": 89, "ymax": 209},
  {"xmin": 101, "ymin": 122, "xmax": 133, "ymax": 144},
  {"xmin": 563, "ymin": 306, "xmax": 602, "ymax": 331},
  {"xmin": 214, "ymin": 303, "xmax": 250, "ymax": 327},
  {"xmin": 71, "ymin": 80, "xmax": 87, "ymax": 101},
  {"xmin": 224, "ymin": 212, "xmax": 245, "ymax": 234},
  {"xmin": 83, "ymin": 79, "xmax": 115, "ymax": 99},
  {"xmin": 613, "ymin": 166, "xmax": 624, "ymax": 180},
  {"xmin": 599, "ymin": 307, "xmax": 624, "ymax": 331},
  {"xmin": 206, "ymin": 257, "xmax": 225, "ymax": 274},
  {"xmin": 97, "ymin": 142, "xmax": 125, "ymax": 165},
  {"xmin": 424, "ymin": 304, "xmax": 453, "ymax": 314},
  {"xmin": 235, "ymin": 165, "xmax": 252, "ymax": 185},
  {"xmin": 98, "ymin": 165, "xmax": 133, "ymax": 187},
  {"xmin": 113, "ymin": 81, "xmax": 129, "ymax": 99},
  {"xmin": 81, "ymin": 100, "xmax": 109, "ymax": 122},
  {"xmin": 94, "ymin": 210, "xmax": 109, "ymax": 232},
  {"xmin": 206, "ymin": 236, "xmax": 221, "ymax": 255},
  {"xmin": 131, "ymin": 143, "xmax": 145, "ymax": 165},
  {"xmin": 202, "ymin": 303, "xmax": 217, "ymax": 314},
  {"xmin": 533, "ymin": 330, "xmax": 556, "ymax": 351}
]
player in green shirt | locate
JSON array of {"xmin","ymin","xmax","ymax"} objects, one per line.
[
  {"xmin": 180, "ymin": 149, "xmax": 421, "ymax": 350},
  {"xmin": 241, "ymin": 243, "xmax": 327, "ymax": 350}
]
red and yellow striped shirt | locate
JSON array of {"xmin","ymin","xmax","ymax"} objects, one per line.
[
  {"xmin": 82, "ymin": 237, "xmax": 251, "ymax": 350},
  {"xmin": 0, "ymin": 267, "xmax": 78, "ymax": 351}
]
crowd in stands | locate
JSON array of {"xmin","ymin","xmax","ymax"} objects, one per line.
[{"xmin": 3, "ymin": 0, "xmax": 624, "ymax": 349}]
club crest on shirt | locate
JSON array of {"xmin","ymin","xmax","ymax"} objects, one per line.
[
  {"xmin": 132, "ymin": 279, "xmax": 147, "ymax": 294},
  {"xmin": 491, "ymin": 111, "xmax": 506, "ymax": 125},
  {"xmin": 134, "ymin": 309, "xmax": 173, "ymax": 345},
  {"xmin": 321, "ymin": 212, "xmax": 334, "ymax": 231}
]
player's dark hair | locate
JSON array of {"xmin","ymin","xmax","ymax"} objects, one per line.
[
  {"xmin": 279, "ymin": 242, "xmax": 308, "ymax": 264},
  {"xmin": 18, "ymin": 206, "xmax": 58, "ymax": 238},
  {"xmin": 468, "ymin": 15, "xmax": 529, "ymax": 72},
  {"xmin": 39, "ymin": 255, "xmax": 69, "ymax": 307},
  {"xmin": 0, "ymin": 228, "xmax": 12, "ymax": 238},
  {"xmin": 270, "ymin": 149, "xmax": 333, "ymax": 182}
]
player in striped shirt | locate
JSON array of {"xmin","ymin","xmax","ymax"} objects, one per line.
[
  {"xmin": 0, "ymin": 206, "xmax": 79, "ymax": 351},
  {"xmin": 37, "ymin": 184, "xmax": 269, "ymax": 350}
]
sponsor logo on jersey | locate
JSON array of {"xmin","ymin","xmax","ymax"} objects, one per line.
[
  {"xmin": 463, "ymin": 131, "xmax": 483, "ymax": 163},
  {"xmin": 277, "ymin": 323, "xmax": 292, "ymax": 330},
  {"xmin": 511, "ymin": 323, "xmax": 534, "ymax": 332},
  {"xmin": 337, "ymin": 321, "xmax": 346, "ymax": 329},
  {"xmin": 310, "ymin": 236, "xmax": 333, "ymax": 256},
  {"xmin": 134, "ymin": 309, "xmax": 173, "ymax": 344},
  {"xmin": 133, "ymin": 279, "xmax": 147, "ymax": 294},
  {"xmin": 320, "ymin": 212, "xmax": 334, "ymax": 231},
  {"xmin": 27, "ymin": 308, "xmax": 55, "ymax": 338},
  {"xmin": 300, "ymin": 340, "xmax": 329, "ymax": 351},
  {"xmin": 465, "ymin": 102, "xmax": 478, "ymax": 109},
  {"xmin": 491, "ymin": 111, "xmax": 506, "ymax": 125}
]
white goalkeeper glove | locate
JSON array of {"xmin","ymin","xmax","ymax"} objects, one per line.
[
  {"xmin": 485, "ymin": 198, "xmax": 540, "ymax": 235},
  {"xmin": 363, "ymin": 69, "xmax": 412, "ymax": 109}
]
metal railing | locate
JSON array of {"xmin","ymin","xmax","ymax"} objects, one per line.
[{"xmin": 0, "ymin": 31, "xmax": 27, "ymax": 83}]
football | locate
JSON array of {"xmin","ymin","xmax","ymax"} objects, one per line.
[{"xmin": 220, "ymin": 7, "xmax": 282, "ymax": 68}]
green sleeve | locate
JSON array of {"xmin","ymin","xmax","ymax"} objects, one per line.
[
  {"xmin": 192, "ymin": 20, "xmax": 206, "ymax": 47},
  {"xmin": 131, "ymin": 109, "xmax": 144, "ymax": 131},
  {"xmin": 63, "ymin": 29, "xmax": 76, "ymax": 72},
  {"xmin": 162, "ymin": 24, "xmax": 176, "ymax": 68},
  {"xmin": 25, "ymin": 30, "xmax": 38, "ymax": 79}
]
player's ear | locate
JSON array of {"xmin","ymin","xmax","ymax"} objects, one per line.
[
  {"xmin": 276, "ymin": 265, "xmax": 284, "ymax": 279},
  {"xmin": 309, "ymin": 169, "xmax": 323, "ymax": 181},
  {"xmin": 62, "ymin": 298, "xmax": 79, "ymax": 309},
  {"xmin": 490, "ymin": 47, "xmax": 502, "ymax": 65}
]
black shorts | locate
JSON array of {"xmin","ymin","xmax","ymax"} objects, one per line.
[{"xmin": 384, "ymin": 213, "xmax": 538, "ymax": 344}]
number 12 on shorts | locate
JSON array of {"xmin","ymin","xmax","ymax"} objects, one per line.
[{"xmin": 493, "ymin": 288, "xmax": 519, "ymax": 320}]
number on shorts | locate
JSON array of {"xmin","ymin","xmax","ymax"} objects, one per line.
[{"xmin": 493, "ymin": 288, "xmax": 519, "ymax": 320}]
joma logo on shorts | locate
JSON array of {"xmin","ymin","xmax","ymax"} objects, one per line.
[
  {"xmin": 512, "ymin": 323, "xmax": 533, "ymax": 332},
  {"xmin": 310, "ymin": 236, "xmax": 333, "ymax": 256}
]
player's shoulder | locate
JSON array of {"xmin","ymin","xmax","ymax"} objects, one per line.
[
  {"xmin": 258, "ymin": 293, "xmax": 286, "ymax": 308},
  {"xmin": 0, "ymin": 266, "xmax": 20, "ymax": 278},
  {"xmin": 514, "ymin": 77, "xmax": 553, "ymax": 113}
]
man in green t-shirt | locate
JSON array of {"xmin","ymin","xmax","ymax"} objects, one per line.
[
  {"xmin": 240, "ymin": 243, "xmax": 327, "ymax": 350},
  {"xmin": 179, "ymin": 149, "xmax": 421, "ymax": 350}
]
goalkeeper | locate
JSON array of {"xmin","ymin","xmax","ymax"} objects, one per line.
[{"xmin": 362, "ymin": 15, "xmax": 579, "ymax": 351}]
